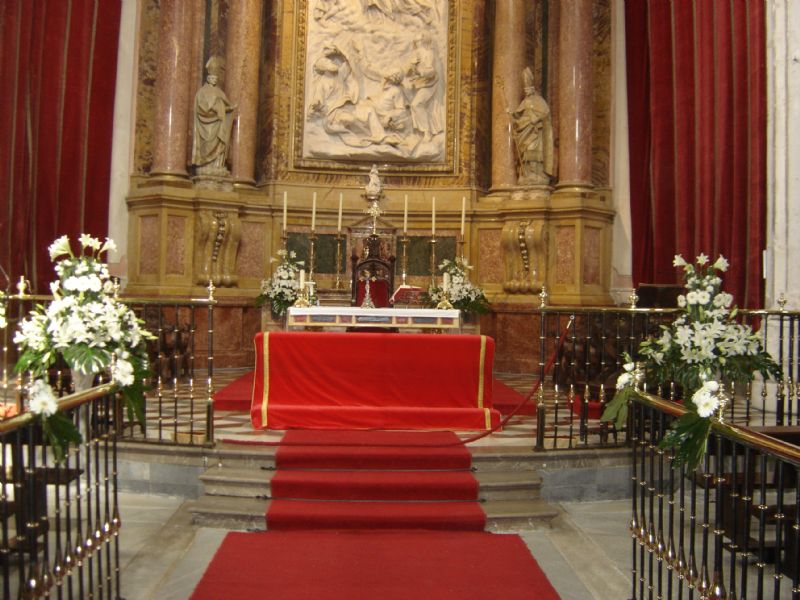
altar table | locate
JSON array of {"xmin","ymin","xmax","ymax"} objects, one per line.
[
  {"xmin": 286, "ymin": 306, "xmax": 461, "ymax": 332},
  {"xmin": 250, "ymin": 331, "xmax": 501, "ymax": 431}
]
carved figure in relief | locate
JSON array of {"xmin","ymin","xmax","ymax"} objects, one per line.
[
  {"xmin": 405, "ymin": 34, "xmax": 443, "ymax": 142},
  {"xmin": 365, "ymin": 164, "xmax": 383, "ymax": 198},
  {"xmin": 191, "ymin": 57, "xmax": 236, "ymax": 176},
  {"xmin": 511, "ymin": 67, "xmax": 554, "ymax": 185}
]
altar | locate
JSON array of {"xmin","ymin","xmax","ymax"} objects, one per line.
[
  {"xmin": 250, "ymin": 331, "xmax": 501, "ymax": 431},
  {"xmin": 286, "ymin": 306, "xmax": 461, "ymax": 332}
]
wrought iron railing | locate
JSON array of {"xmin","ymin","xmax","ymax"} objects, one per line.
[
  {"xmin": 0, "ymin": 384, "xmax": 123, "ymax": 599},
  {"xmin": 532, "ymin": 306, "xmax": 800, "ymax": 451},
  {"xmin": 628, "ymin": 392, "xmax": 800, "ymax": 599},
  {"xmin": 0, "ymin": 284, "xmax": 217, "ymax": 448}
]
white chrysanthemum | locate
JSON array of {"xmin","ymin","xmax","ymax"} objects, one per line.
[
  {"xmin": 677, "ymin": 295, "xmax": 686, "ymax": 308},
  {"xmin": 686, "ymin": 291, "xmax": 699, "ymax": 305},
  {"xmin": 692, "ymin": 380, "xmax": 721, "ymax": 418},
  {"xmin": 29, "ymin": 380, "xmax": 58, "ymax": 417},
  {"xmin": 113, "ymin": 358, "xmax": 135, "ymax": 387},
  {"xmin": 616, "ymin": 372, "xmax": 633, "ymax": 390},
  {"xmin": 696, "ymin": 291, "xmax": 711, "ymax": 305}
]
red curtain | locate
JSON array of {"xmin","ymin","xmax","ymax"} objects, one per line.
[
  {"xmin": 0, "ymin": 0, "xmax": 121, "ymax": 293},
  {"xmin": 626, "ymin": 1, "xmax": 766, "ymax": 309}
]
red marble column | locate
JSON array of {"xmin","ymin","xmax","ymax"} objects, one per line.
[
  {"xmin": 226, "ymin": 0, "xmax": 263, "ymax": 186},
  {"xmin": 556, "ymin": 0, "xmax": 594, "ymax": 188},
  {"xmin": 151, "ymin": 0, "xmax": 194, "ymax": 178},
  {"xmin": 491, "ymin": 0, "xmax": 528, "ymax": 190}
]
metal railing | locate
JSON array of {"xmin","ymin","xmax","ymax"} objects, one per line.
[
  {"xmin": 0, "ymin": 285, "xmax": 217, "ymax": 448},
  {"xmin": 628, "ymin": 392, "xmax": 800, "ymax": 599},
  {"xmin": 0, "ymin": 384, "xmax": 123, "ymax": 599},
  {"xmin": 531, "ymin": 306, "xmax": 800, "ymax": 451}
]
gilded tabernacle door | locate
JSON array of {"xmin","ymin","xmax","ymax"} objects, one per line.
[{"xmin": 295, "ymin": 0, "xmax": 456, "ymax": 170}]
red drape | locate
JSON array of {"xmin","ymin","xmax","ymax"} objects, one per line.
[
  {"xmin": 0, "ymin": 0, "xmax": 121, "ymax": 293},
  {"xmin": 626, "ymin": 1, "xmax": 767, "ymax": 308}
]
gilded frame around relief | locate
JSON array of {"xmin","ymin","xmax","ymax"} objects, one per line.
[{"xmin": 291, "ymin": 0, "xmax": 458, "ymax": 173}]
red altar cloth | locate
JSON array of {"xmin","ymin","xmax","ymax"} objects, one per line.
[{"xmin": 250, "ymin": 332, "xmax": 500, "ymax": 431}]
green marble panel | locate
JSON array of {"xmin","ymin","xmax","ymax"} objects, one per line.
[
  {"xmin": 287, "ymin": 232, "xmax": 344, "ymax": 274},
  {"xmin": 406, "ymin": 236, "xmax": 456, "ymax": 276}
]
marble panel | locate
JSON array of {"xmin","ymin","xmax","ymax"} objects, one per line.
[
  {"xmin": 133, "ymin": 0, "xmax": 160, "ymax": 173},
  {"xmin": 237, "ymin": 221, "xmax": 266, "ymax": 279},
  {"xmin": 139, "ymin": 215, "xmax": 160, "ymax": 275},
  {"xmin": 554, "ymin": 225, "xmax": 575, "ymax": 285},
  {"xmin": 478, "ymin": 228, "xmax": 503, "ymax": 284},
  {"xmin": 592, "ymin": 0, "xmax": 611, "ymax": 187},
  {"xmin": 583, "ymin": 226, "xmax": 601, "ymax": 285},
  {"xmin": 165, "ymin": 215, "xmax": 186, "ymax": 275},
  {"xmin": 490, "ymin": 307, "xmax": 540, "ymax": 373}
]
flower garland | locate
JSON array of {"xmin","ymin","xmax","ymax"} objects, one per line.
[
  {"xmin": 256, "ymin": 249, "xmax": 305, "ymax": 316},
  {"xmin": 14, "ymin": 234, "xmax": 155, "ymax": 460},
  {"xmin": 424, "ymin": 258, "xmax": 490, "ymax": 315},
  {"xmin": 602, "ymin": 254, "xmax": 782, "ymax": 470}
]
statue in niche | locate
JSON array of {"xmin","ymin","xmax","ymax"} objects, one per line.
[
  {"xmin": 191, "ymin": 56, "xmax": 236, "ymax": 177},
  {"xmin": 365, "ymin": 164, "xmax": 383, "ymax": 199},
  {"xmin": 511, "ymin": 67, "xmax": 554, "ymax": 186}
]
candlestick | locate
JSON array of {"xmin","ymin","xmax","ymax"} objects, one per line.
[
  {"xmin": 431, "ymin": 196, "xmax": 436, "ymax": 235},
  {"xmin": 429, "ymin": 236, "xmax": 437, "ymax": 288},
  {"xmin": 457, "ymin": 234, "xmax": 465, "ymax": 261},
  {"xmin": 400, "ymin": 235, "xmax": 409, "ymax": 286},
  {"xmin": 337, "ymin": 192, "xmax": 343, "ymax": 232},
  {"xmin": 460, "ymin": 196, "xmax": 466, "ymax": 236},
  {"xmin": 334, "ymin": 232, "xmax": 345, "ymax": 290},
  {"xmin": 403, "ymin": 194, "xmax": 408, "ymax": 233},
  {"xmin": 311, "ymin": 192, "xmax": 317, "ymax": 231},
  {"xmin": 308, "ymin": 231, "xmax": 317, "ymax": 282},
  {"xmin": 283, "ymin": 191, "xmax": 287, "ymax": 232}
]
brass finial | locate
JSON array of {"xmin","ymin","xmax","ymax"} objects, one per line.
[
  {"xmin": 207, "ymin": 279, "xmax": 216, "ymax": 301},
  {"xmin": 778, "ymin": 293, "xmax": 787, "ymax": 310},
  {"xmin": 539, "ymin": 285, "xmax": 548, "ymax": 308},
  {"xmin": 16, "ymin": 276, "xmax": 27, "ymax": 297},
  {"xmin": 629, "ymin": 288, "xmax": 639, "ymax": 309}
]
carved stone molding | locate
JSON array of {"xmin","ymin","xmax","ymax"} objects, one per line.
[
  {"xmin": 194, "ymin": 209, "xmax": 242, "ymax": 287},
  {"xmin": 501, "ymin": 219, "xmax": 546, "ymax": 294}
]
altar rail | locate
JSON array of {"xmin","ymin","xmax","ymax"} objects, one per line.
[
  {"xmin": 531, "ymin": 306, "xmax": 800, "ymax": 451},
  {"xmin": 0, "ymin": 290, "xmax": 216, "ymax": 447},
  {"xmin": 626, "ymin": 392, "xmax": 800, "ymax": 599},
  {"xmin": 0, "ymin": 384, "xmax": 123, "ymax": 599}
]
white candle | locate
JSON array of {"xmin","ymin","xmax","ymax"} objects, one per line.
[
  {"xmin": 443, "ymin": 272, "xmax": 450, "ymax": 292},
  {"xmin": 311, "ymin": 192, "xmax": 317, "ymax": 231},
  {"xmin": 403, "ymin": 194, "xmax": 408, "ymax": 233},
  {"xmin": 282, "ymin": 191, "xmax": 287, "ymax": 232},
  {"xmin": 299, "ymin": 269, "xmax": 305, "ymax": 289},
  {"xmin": 431, "ymin": 196, "xmax": 436, "ymax": 235},
  {"xmin": 460, "ymin": 196, "xmax": 466, "ymax": 236},
  {"xmin": 337, "ymin": 192, "xmax": 343, "ymax": 232}
]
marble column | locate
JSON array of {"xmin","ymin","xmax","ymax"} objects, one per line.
[
  {"xmin": 151, "ymin": 0, "xmax": 194, "ymax": 178},
  {"xmin": 226, "ymin": 0, "xmax": 263, "ymax": 186},
  {"xmin": 556, "ymin": 0, "xmax": 594, "ymax": 188},
  {"xmin": 491, "ymin": 0, "xmax": 528, "ymax": 190}
]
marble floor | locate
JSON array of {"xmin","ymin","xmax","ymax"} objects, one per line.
[{"xmin": 117, "ymin": 492, "xmax": 632, "ymax": 600}]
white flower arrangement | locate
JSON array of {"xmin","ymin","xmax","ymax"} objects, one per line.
[
  {"xmin": 425, "ymin": 257, "xmax": 489, "ymax": 315},
  {"xmin": 256, "ymin": 249, "xmax": 305, "ymax": 316},
  {"xmin": 14, "ymin": 235, "xmax": 154, "ymax": 460},
  {"xmin": 603, "ymin": 254, "xmax": 781, "ymax": 470}
]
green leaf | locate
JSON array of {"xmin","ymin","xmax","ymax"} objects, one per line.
[
  {"xmin": 41, "ymin": 412, "xmax": 82, "ymax": 464},
  {"xmin": 600, "ymin": 387, "xmax": 636, "ymax": 429},
  {"xmin": 659, "ymin": 412, "xmax": 712, "ymax": 471}
]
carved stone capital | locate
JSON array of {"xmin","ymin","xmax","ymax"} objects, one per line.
[{"xmin": 194, "ymin": 208, "xmax": 242, "ymax": 287}]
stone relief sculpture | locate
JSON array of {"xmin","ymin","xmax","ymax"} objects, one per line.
[
  {"xmin": 191, "ymin": 56, "xmax": 237, "ymax": 177},
  {"xmin": 302, "ymin": 0, "xmax": 447, "ymax": 162},
  {"xmin": 511, "ymin": 67, "xmax": 554, "ymax": 186}
]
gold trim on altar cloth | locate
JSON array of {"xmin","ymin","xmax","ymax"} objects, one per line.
[
  {"xmin": 477, "ymin": 335, "xmax": 486, "ymax": 409},
  {"xmin": 484, "ymin": 408, "xmax": 491, "ymax": 430},
  {"xmin": 261, "ymin": 333, "xmax": 270, "ymax": 427}
]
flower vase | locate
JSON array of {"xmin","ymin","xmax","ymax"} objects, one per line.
[{"xmin": 72, "ymin": 371, "xmax": 96, "ymax": 393}]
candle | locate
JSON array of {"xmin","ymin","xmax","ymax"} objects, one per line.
[
  {"xmin": 403, "ymin": 194, "xmax": 408, "ymax": 233},
  {"xmin": 443, "ymin": 272, "xmax": 450, "ymax": 292},
  {"xmin": 337, "ymin": 192, "xmax": 343, "ymax": 232},
  {"xmin": 311, "ymin": 192, "xmax": 317, "ymax": 231},
  {"xmin": 460, "ymin": 196, "xmax": 466, "ymax": 236},
  {"xmin": 431, "ymin": 196, "xmax": 436, "ymax": 235},
  {"xmin": 299, "ymin": 269, "xmax": 305, "ymax": 289},
  {"xmin": 282, "ymin": 191, "xmax": 287, "ymax": 232}
]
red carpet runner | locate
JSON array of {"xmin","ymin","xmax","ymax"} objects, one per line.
[
  {"xmin": 266, "ymin": 430, "xmax": 486, "ymax": 531},
  {"xmin": 190, "ymin": 530, "xmax": 561, "ymax": 600}
]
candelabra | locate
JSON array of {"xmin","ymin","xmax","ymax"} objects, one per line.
[
  {"xmin": 429, "ymin": 236, "xmax": 438, "ymax": 288},
  {"xmin": 333, "ymin": 232, "xmax": 345, "ymax": 290},
  {"xmin": 399, "ymin": 235, "xmax": 409, "ymax": 286},
  {"xmin": 308, "ymin": 231, "xmax": 317, "ymax": 283}
]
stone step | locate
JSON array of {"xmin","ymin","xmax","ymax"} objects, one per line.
[
  {"xmin": 187, "ymin": 495, "xmax": 561, "ymax": 531},
  {"xmin": 199, "ymin": 467, "xmax": 543, "ymax": 502}
]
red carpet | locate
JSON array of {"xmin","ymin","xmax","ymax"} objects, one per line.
[
  {"xmin": 190, "ymin": 530, "xmax": 561, "ymax": 600},
  {"xmin": 266, "ymin": 430, "xmax": 485, "ymax": 531},
  {"xmin": 215, "ymin": 371, "xmax": 533, "ymax": 417}
]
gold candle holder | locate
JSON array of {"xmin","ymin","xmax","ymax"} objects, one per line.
[
  {"xmin": 399, "ymin": 235, "xmax": 409, "ymax": 286},
  {"xmin": 281, "ymin": 231, "xmax": 288, "ymax": 251},
  {"xmin": 436, "ymin": 290, "xmax": 453, "ymax": 310},
  {"xmin": 429, "ymin": 236, "xmax": 437, "ymax": 288},
  {"xmin": 308, "ymin": 231, "xmax": 317, "ymax": 282},
  {"xmin": 457, "ymin": 234, "xmax": 465, "ymax": 261},
  {"xmin": 293, "ymin": 283, "xmax": 311, "ymax": 307},
  {"xmin": 334, "ymin": 232, "xmax": 345, "ymax": 290}
]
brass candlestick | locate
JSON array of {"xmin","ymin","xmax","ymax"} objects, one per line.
[
  {"xmin": 308, "ymin": 231, "xmax": 317, "ymax": 282},
  {"xmin": 429, "ymin": 236, "xmax": 438, "ymax": 288},
  {"xmin": 400, "ymin": 235, "xmax": 409, "ymax": 286},
  {"xmin": 281, "ymin": 231, "xmax": 288, "ymax": 251},
  {"xmin": 457, "ymin": 234, "xmax": 465, "ymax": 261},
  {"xmin": 293, "ymin": 283, "xmax": 310, "ymax": 307},
  {"xmin": 334, "ymin": 232, "xmax": 345, "ymax": 290},
  {"xmin": 436, "ymin": 289, "xmax": 453, "ymax": 310}
]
